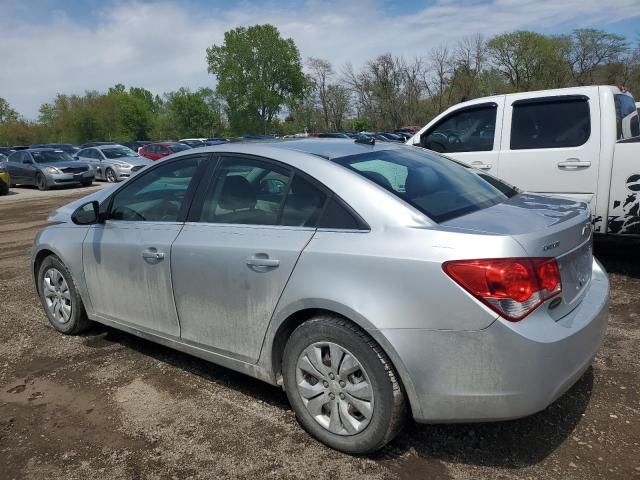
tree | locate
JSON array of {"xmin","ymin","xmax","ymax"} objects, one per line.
[
  {"xmin": 307, "ymin": 57, "xmax": 334, "ymax": 130},
  {"xmin": 486, "ymin": 31, "xmax": 570, "ymax": 91},
  {"xmin": 567, "ymin": 29, "xmax": 628, "ymax": 85},
  {"xmin": 0, "ymin": 97, "xmax": 19, "ymax": 123},
  {"xmin": 162, "ymin": 87, "xmax": 223, "ymax": 138},
  {"xmin": 206, "ymin": 24, "xmax": 305, "ymax": 134},
  {"xmin": 325, "ymin": 84, "xmax": 350, "ymax": 131}
]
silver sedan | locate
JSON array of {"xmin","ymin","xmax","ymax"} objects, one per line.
[
  {"xmin": 76, "ymin": 145, "xmax": 153, "ymax": 182},
  {"xmin": 31, "ymin": 139, "xmax": 608, "ymax": 454}
]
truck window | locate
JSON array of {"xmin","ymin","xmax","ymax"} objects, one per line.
[
  {"xmin": 510, "ymin": 97, "xmax": 590, "ymax": 150},
  {"xmin": 614, "ymin": 93, "xmax": 640, "ymax": 140},
  {"xmin": 421, "ymin": 104, "xmax": 496, "ymax": 153}
]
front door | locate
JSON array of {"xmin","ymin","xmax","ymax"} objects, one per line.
[
  {"xmin": 497, "ymin": 88, "xmax": 601, "ymax": 208},
  {"xmin": 171, "ymin": 155, "xmax": 328, "ymax": 362},
  {"xmin": 83, "ymin": 155, "xmax": 207, "ymax": 337}
]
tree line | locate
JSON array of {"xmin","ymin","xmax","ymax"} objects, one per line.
[{"xmin": 1, "ymin": 25, "xmax": 638, "ymax": 146}]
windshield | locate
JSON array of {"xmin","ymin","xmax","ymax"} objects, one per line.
[
  {"xmin": 102, "ymin": 147, "xmax": 138, "ymax": 159},
  {"xmin": 333, "ymin": 147, "xmax": 509, "ymax": 223},
  {"xmin": 31, "ymin": 151, "xmax": 73, "ymax": 164},
  {"xmin": 168, "ymin": 143, "xmax": 191, "ymax": 152}
]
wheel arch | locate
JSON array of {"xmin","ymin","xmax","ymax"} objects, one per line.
[{"xmin": 263, "ymin": 300, "xmax": 422, "ymax": 419}]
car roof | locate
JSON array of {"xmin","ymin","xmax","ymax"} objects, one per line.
[
  {"xmin": 22, "ymin": 148, "xmax": 59, "ymax": 152},
  {"xmin": 234, "ymin": 138, "xmax": 405, "ymax": 160}
]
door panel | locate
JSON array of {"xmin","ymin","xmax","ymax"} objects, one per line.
[
  {"xmin": 498, "ymin": 88, "xmax": 600, "ymax": 211},
  {"xmin": 83, "ymin": 221, "xmax": 182, "ymax": 337},
  {"xmin": 171, "ymin": 224, "xmax": 314, "ymax": 362}
]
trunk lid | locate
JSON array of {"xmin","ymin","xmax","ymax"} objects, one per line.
[{"xmin": 442, "ymin": 193, "xmax": 594, "ymax": 319}]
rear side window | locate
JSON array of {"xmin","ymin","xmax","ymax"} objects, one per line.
[
  {"xmin": 614, "ymin": 93, "xmax": 640, "ymax": 140},
  {"xmin": 333, "ymin": 148, "xmax": 508, "ymax": 223},
  {"xmin": 510, "ymin": 97, "xmax": 590, "ymax": 149}
]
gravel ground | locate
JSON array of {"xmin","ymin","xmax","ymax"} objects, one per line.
[{"xmin": 0, "ymin": 188, "xmax": 638, "ymax": 480}]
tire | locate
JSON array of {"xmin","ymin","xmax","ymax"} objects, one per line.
[
  {"xmin": 283, "ymin": 315, "xmax": 406, "ymax": 454},
  {"xmin": 37, "ymin": 255, "xmax": 91, "ymax": 335},
  {"xmin": 36, "ymin": 173, "xmax": 49, "ymax": 191},
  {"xmin": 105, "ymin": 168, "xmax": 117, "ymax": 183},
  {"xmin": 81, "ymin": 180, "xmax": 93, "ymax": 187},
  {"xmin": 0, "ymin": 182, "xmax": 8, "ymax": 195}
]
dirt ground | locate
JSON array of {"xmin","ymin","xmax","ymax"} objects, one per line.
[{"xmin": 0, "ymin": 187, "xmax": 638, "ymax": 480}]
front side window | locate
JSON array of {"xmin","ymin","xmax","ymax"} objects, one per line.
[
  {"xmin": 510, "ymin": 97, "xmax": 590, "ymax": 150},
  {"xmin": 198, "ymin": 157, "xmax": 328, "ymax": 227},
  {"xmin": 421, "ymin": 105, "xmax": 496, "ymax": 153},
  {"xmin": 333, "ymin": 147, "xmax": 508, "ymax": 223},
  {"xmin": 614, "ymin": 93, "xmax": 640, "ymax": 140},
  {"xmin": 109, "ymin": 156, "xmax": 204, "ymax": 222}
]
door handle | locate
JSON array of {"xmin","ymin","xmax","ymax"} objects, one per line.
[
  {"xmin": 470, "ymin": 161, "xmax": 492, "ymax": 170},
  {"xmin": 142, "ymin": 248, "xmax": 165, "ymax": 261},
  {"xmin": 557, "ymin": 159, "xmax": 591, "ymax": 169},
  {"xmin": 246, "ymin": 255, "xmax": 280, "ymax": 268}
]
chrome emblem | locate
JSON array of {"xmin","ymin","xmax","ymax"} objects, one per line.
[
  {"xmin": 582, "ymin": 222, "xmax": 592, "ymax": 237},
  {"xmin": 543, "ymin": 241, "xmax": 560, "ymax": 251}
]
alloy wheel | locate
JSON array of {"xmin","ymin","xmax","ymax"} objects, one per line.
[
  {"xmin": 295, "ymin": 342, "xmax": 374, "ymax": 436},
  {"xmin": 42, "ymin": 268, "xmax": 72, "ymax": 324},
  {"xmin": 106, "ymin": 169, "xmax": 117, "ymax": 183}
]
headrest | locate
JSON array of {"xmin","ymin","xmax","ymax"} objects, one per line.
[
  {"xmin": 405, "ymin": 167, "xmax": 441, "ymax": 198},
  {"xmin": 219, "ymin": 176, "xmax": 256, "ymax": 210}
]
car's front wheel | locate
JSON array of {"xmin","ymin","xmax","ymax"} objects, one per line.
[
  {"xmin": 37, "ymin": 255, "xmax": 91, "ymax": 334},
  {"xmin": 36, "ymin": 173, "xmax": 49, "ymax": 191},
  {"xmin": 283, "ymin": 315, "xmax": 406, "ymax": 454},
  {"xmin": 105, "ymin": 168, "xmax": 117, "ymax": 183}
]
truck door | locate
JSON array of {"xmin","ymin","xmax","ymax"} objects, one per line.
[
  {"xmin": 607, "ymin": 92, "xmax": 640, "ymax": 235},
  {"xmin": 497, "ymin": 88, "xmax": 600, "ymax": 209},
  {"xmin": 413, "ymin": 100, "xmax": 504, "ymax": 176}
]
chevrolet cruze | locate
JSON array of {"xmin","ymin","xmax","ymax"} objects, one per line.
[{"xmin": 32, "ymin": 139, "xmax": 608, "ymax": 454}]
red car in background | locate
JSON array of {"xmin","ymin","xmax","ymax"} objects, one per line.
[{"xmin": 139, "ymin": 142, "xmax": 191, "ymax": 161}]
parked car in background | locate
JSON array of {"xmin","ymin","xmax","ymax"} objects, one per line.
[
  {"xmin": 6, "ymin": 148, "xmax": 93, "ymax": 190},
  {"xmin": 0, "ymin": 147, "xmax": 15, "ymax": 157},
  {"xmin": 0, "ymin": 157, "xmax": 10, "ymax": 195},
  {"xmin": 139, "ymin": 142, "xmax": 191, "ymax": 161},
  {"xmin": 376, "ymin": 132, "xmax": 404, "ymax": 142},
  {"xmin": 121, "ymin": 141, "xmax": 152, "ymax": 153},
  {"xmin": 31, "ymin": 143, "xmax": 79, "ymax": 156},
  {"xmin": 32, "ymin": 139, "xmax": 607, "ymax": 454},
  {"xmin": 11, "ymin": 145, "xmax": 29, "ymax": 151},
  {"xmin": 179, "ymin": 139, "xmax": 206, "ymax": 148},
  {"xmin": 408, "ymin": 85, "xmax": 640, "ymax": 236},
  {"xmin": 317, "ymin": 132, "xmax": 351, "ymax": 139},
  {"xmin": 76, "ymin": 145, "xmax": 153, "ymax": 183},
  {"xmin": 80, "ymin": 141, "xmax": 116, "ymax": 149}
]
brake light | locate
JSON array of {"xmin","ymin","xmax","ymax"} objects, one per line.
[{"xmin": 442, "ymin": 258, "xmax": 562, "ymax": 321}]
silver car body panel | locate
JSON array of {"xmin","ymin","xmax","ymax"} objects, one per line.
[{"xmin": 32, "ymin": 140, "xmax": 609, "ymax": 422}]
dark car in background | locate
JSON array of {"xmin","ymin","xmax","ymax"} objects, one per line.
[
  {"xmin": 317, "ymin": 132, "xmax": 351, "ymax": 139},
  {"xmin": 139, "ymin": 142, "xmax": 191, "ymax": 161},
  {"xmin": 0, "ymin": 147, "xmax": 15, "ymax": 157},
  {"xmin": 31, "ymin": 143, "xmax": 80, "ymax": 156},
  {"xmin": 5, "ymin": 148, "xmax": 94, "ymax": 190}
]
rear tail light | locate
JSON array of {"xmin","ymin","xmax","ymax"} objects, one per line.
[{"xmin": 442, "ymin": 258, "xmax": 562, "ymax": 321}]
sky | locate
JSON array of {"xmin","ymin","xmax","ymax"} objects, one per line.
[{"xmin": 1, "ymin": 0, "xmax": 639, "ymax": 119}]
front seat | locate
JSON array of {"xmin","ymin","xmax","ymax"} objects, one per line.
[{"xmin": 215, "ymin": 176, "xmax": 272, "ymax": 224}]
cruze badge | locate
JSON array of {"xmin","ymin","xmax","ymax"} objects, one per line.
[{"xmin": 543, "ymin": 241, "xmax": 560, "ymax": 251}]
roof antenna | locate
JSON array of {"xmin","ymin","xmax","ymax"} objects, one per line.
[{"xmin": 354, "ymin": 134, "xmax": 375, "ymax": 146}]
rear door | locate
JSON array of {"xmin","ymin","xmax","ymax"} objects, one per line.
[
  {"xmin": 413, "ymin": 99, "xmax": 504, "ymax": 176},
  {"xmin": 498, "ymin": 88, "xmax": 600, "ymax": 208},
  {"xmin": 171, "ymin": 155, "xmax": 327, "ymax": 362}
]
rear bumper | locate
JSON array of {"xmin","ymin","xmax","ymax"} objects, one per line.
[{"xmin": 379, "ymin": 258, "xmax": 609, "ymax": 423}]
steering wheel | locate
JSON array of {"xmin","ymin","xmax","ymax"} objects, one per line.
[
  {"xmin": 447, "ymin": 133, "xmax": 462, "ymax": 145},
  {"xmin": 115, "ymin": 206, "xmax": 146, "ymax": 221}
]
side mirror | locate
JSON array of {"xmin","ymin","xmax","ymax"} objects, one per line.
[{"xmin": 71, "ymin": 200, "xmax": 104, "ymax": 225}]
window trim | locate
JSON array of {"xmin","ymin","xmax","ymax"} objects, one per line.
[
  {"xmin": 420, "ymin": 101, "xmax": 498, "ymax": 152},
  {"xmin": 102, "ymin": 153, "xmax": 213, "ymax": 223},
  {"xmin": 509, "ymin": 95, "xmax": 591, "ymax": 150},
  {"xmin": 187, "ymin": 152, "xmax": 369, "ymax": 231}
]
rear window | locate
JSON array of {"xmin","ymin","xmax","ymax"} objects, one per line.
[
  {"xmin": 614, "ymin": 93, "xmax": 640, "ymax": 140},
  {"xmin": 169, "ymin": 143, "xmax": 191, "ymax": 152},
  {"xmin": 332, "ymin": 148, "xmax": 509, "ymax": 223},
  {"xmin": 510, "ymin": 97, "xmax": 591, "ymax": 150}
]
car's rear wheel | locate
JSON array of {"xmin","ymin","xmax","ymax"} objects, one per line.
[
  {"xmin": 37, "ymin": 256, "xmax": 91, "ymax": 334},
  {"xmin": 283, "ymin": 315, "xmax": 406, "ymax": 454},
  {"xmin": 105, "ymin": 168, "xmax": 117, "ymax": 183},
  {"xmin": 36, "ymin": 173, "xmax": 49, "ymax": 191}
]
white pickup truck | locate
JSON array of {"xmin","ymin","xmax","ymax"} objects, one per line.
[{"xmin": 408, "ymin": 86, "xmax": 640, "ymax": 235}]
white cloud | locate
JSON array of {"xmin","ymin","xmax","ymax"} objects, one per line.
[{"xmin": 1, "ymin": 0, "xmax": 639, "ymax": 119}]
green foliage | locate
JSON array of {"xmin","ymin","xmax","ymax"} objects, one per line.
[
  {"xmin": 0, "ymin": 97, "xmax": 20, "ymax": 124},
  {"xmin": 157, "ymin": 87, "xmax": 223, "ymax": 139},
  {"xmin": 206, "ymin": 24, "xmax": 305, "ymax": 134}
]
